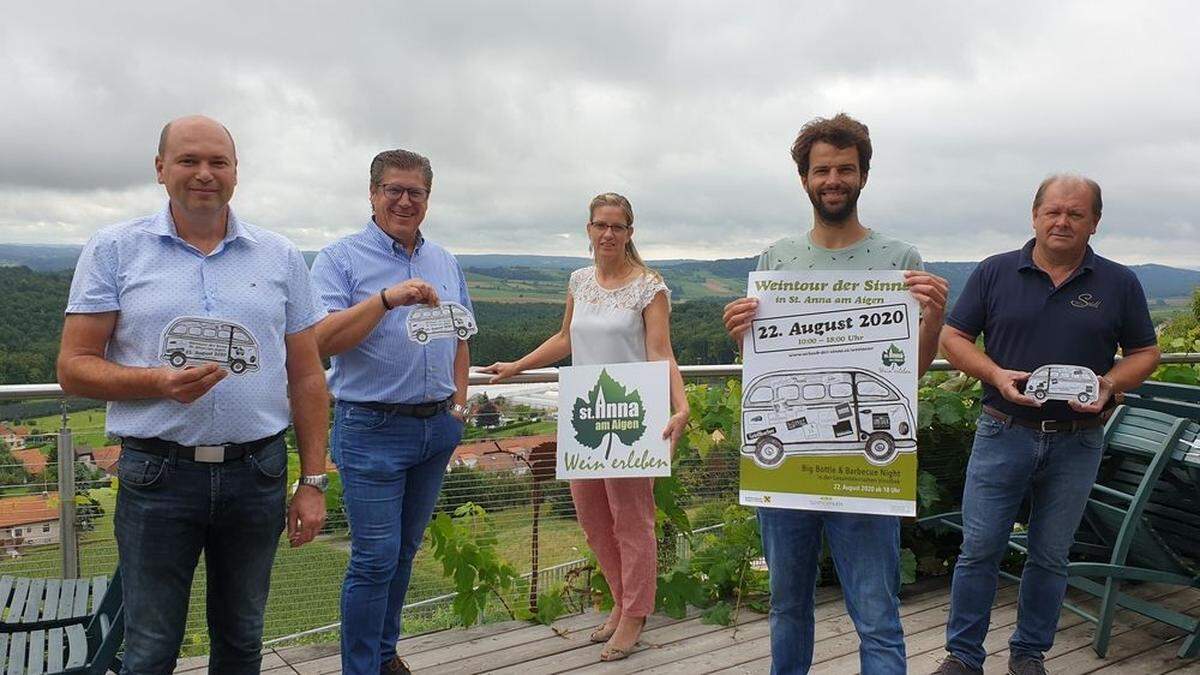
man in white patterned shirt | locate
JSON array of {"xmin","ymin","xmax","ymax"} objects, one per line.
[{"xmin": 58, "ymin": 115, "xmax": 329, "ymax": 674}]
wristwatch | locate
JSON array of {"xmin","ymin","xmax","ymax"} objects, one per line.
[
  {"xmin": 450, "ymin": 403, "xmax": 470, "ymax": 419},
  {"xmin": 298, "ymin": 474, "xmax": 330, "ymax": 493}
]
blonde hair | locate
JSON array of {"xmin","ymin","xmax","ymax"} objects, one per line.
[{"xmin": 588, "ymin": 192, "xmax": 663, "ymax": 282}]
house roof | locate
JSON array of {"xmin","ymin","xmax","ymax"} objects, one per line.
[
  {"xmin": 90, "ymin": 445, "xmax": 122, "ymax": 473},
  {"xmin": 449, "ymin": 434, "xmax": 556, "ymax": 472},
  {"xmin": 0, "ymin": 492, "xmax": 59, "ymax": 529},
  {"xmin": 12, "ymin": 448, "xmax": 48, "ymax": 475}
]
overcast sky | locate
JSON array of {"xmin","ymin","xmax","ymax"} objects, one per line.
[{"xmin": 1, "ymin": 1, "xmax": 1197, "ymax": 267}]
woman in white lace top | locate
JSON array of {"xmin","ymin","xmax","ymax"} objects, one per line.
[{"xmin": 481, "ymin": 193, "xmax": 688, "ymax": 661}]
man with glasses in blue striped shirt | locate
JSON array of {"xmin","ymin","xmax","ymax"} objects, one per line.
[{"xmin": 310, "ymin": 149, "xmax": 472, "ymax": 675}]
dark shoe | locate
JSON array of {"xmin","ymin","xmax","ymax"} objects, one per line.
[
  {"xmin": 381, "ymin": 656, "xmax": 412, "ymax": 674},
  {"xmin": 932, "ymin": 654, "xmax": 983, "ymax": 675},
  {"xmin": 1008, "ymin": 655, "xmax": 1047, "ymax": 675}
]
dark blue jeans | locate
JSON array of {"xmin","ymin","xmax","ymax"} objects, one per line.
[
  {"xmin": 114, "ymin": 435, "xmax": 287, "ymax": 675},
  {"xmin": 945, "ymin": 413, "xmax": 1105, "ymax": 670},
  {"xmin": 758, "ymin": 508, "xmax": 906, "ymax": 675},
  {"xmin": 332, "ymin": 402, "xmax": 462, "ymax": 675}
]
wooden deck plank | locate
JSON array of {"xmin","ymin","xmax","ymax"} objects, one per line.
[
  {"xmin": 560, "ymin": 590, "xmax": 854, "ymax": 674},
  {"xmin": 902, "ymin": 583, "xmax": 1182, "ymax": 674},
  {"xmin": 1003, "ymin": 590, "xmax": 1200, "ymax": 674},
  {"xmin": 1089, "ymin": 636, "xmax": 1197, "ymax": 674},
  {"xmin": 416, "ymin": 611, "xmax": 692, "ymax": 674},
  {"xmin": 490, "ymin": 610, "xmax": 765, "ymax": 675},
  {"xmin": 265, "ymin": 583, "xmax": 1198, "ymax": 674}
]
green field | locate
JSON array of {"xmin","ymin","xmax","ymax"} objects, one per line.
[
  {"xmin": 465, "ymin": 272, "xmax": 567, "ymax": 303},
  {"xmin": 20, "ymin": 407, "xmax": 111, "ymax": 449}
]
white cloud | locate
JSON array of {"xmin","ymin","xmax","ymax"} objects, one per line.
[{"xmin": 0, "ymin": 0, "xmax": 1197, "ymax": 267}]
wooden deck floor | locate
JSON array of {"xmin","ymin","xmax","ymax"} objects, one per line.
[{"xmin": 178, "ymin": 581, "xmax": 1199, "ymax": 674}]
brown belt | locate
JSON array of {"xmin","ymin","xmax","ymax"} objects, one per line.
[{"xmin": 982, "ymin": 405, "xmax": 1110, "ymax": 434}]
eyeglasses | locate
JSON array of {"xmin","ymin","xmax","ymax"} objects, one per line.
[
  {"xmin": 587, "ymin": 221, "xmax": 631, "ymax": 235},
  {"xmin": 378, "ymin": 184, "xmax": 430, "ymax": 203}
]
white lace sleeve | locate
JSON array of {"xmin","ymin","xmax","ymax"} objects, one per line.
[
  {"xmin": 568, "ymin": 267, "xmax": 589, "ymax": 298},
  {"xmin": 639, "ymin": 274, "xmax": 671, "ymax": 311}
]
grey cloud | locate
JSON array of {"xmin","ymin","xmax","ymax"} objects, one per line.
[{"xmin": 0, "ymin": 1, "xmax": 1197, "ymax": 267}]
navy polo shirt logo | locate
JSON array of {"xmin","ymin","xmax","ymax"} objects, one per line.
[{"xmin": 1070, "ymin": 293, "xmax": 1102, "ymax": 309}]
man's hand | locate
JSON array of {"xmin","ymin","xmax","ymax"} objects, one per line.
[
  {"xmin": 990, "ymin": 368, "xmax": 1040, "ymax": 407},
  {"xmin": 479, "ymin": 361, "xmax": 521, "ymax": 384},
  {"xmin": 287, "ymin": 485, "xmax": 327, "ymax": 548},
  {"xmin": 385, "ymin": 279, "xmax": 439, "ymax": 308},
  {"xmin": 1069, "ymin": 375, "xmax": 1114, "ymax": 414},
  {"xmin": 157, "ymin": 364, "xmax": 227, "ymax": 404},
  {"xmin": 904, "ymin": 271, "xmax": 949, "ymax": 318},
  {"xmin": 723, "ymin": 297, "xmax": 759, "ymax": 344}
]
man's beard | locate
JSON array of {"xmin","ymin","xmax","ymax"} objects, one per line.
[{"xmin": 807, "ymin": 184, "xmax": 861, "ymax": 223}]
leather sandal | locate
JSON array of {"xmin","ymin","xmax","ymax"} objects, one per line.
[
  {"xmin": 599, "ymin": 644, "xmax": 633, "ymax": 661},
  {"xmin": 589, "ymin": 624, "xmax": 617, "ymax": 643}
]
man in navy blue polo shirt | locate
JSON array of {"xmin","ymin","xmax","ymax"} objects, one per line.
[{"xmin": 933, "ymin": 175, "xmax": 1160, "ymax": 675}]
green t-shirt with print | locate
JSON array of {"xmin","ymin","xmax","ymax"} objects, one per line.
[{"xmin": 756, "ymin": 229, "xmax": 924, "ymax": 273}]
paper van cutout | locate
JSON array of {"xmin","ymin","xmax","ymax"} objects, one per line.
[
  {"xmin": 1025, "ymin": 364, "xmax": 1099, "ymax": 404},
  {"xmin": 406, "ymin": 302, "xmax": 477, "ymax": 344},
  {"xmin": 160, "ymin": 316, "xmax": 261, "ymax": 375},
  {"xmin": 741, "ymin": 367, "xmax": 916, "ymax": 468}
]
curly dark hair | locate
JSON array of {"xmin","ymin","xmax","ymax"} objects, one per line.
[{"xmin": 790, "ymin": 113, "xmax": 872, "ymax": 177}]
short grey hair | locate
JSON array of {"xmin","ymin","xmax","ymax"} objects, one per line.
[
  {"xmin": 1032, "ymin": 174, "xmax": 1102, "ymax": 219},
  {"xmin": 370, "ymin": 149, "xmax": 433, "ymax": 189}
]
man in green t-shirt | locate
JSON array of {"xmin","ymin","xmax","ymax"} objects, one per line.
[{"xmin": 723, "ymin": 113, "xmax": 948, "ymax": 674}]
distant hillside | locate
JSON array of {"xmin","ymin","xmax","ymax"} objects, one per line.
[
  {"xmin": 0, "ymin": 245, "xmax": 82, "ymax": 272},
  {"xmin": 3, "ymin": 243, "xmax": 1197, "ymax": 305}
]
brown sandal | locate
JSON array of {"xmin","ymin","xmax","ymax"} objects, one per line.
[
  {"xmin": 589, "ymin": 624, "xmax": 617, "ymax": 643},
  {"xmin": 599, "ymin": 644, "xmax": 633, "ymax": 661}
]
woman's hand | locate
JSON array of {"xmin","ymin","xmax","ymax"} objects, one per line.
[
  {"xmin": 479, "ymin": 361, "xmax": 522, "ymax": 383},
  {"xmin": 662, "ymin": 410, "xmax": 690, "ymax": 456}
]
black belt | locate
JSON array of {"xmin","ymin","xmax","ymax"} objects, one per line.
[
  {"xmin": 121, "ymin": 431, "xmax": 285, "ymax": 463},
  {"xmin": 342, "ymin": 398, "xmax": 452, "ymax": 419},
  {"xmin": 982, "ymin": 405, "xmax": 1109, "ymax": 434}
]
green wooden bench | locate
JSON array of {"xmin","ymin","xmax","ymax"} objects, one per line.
[
  {"xmin": 1067, "ymin": 403, "xmax": 1200, "ymax": 658},
  {"xmin": 0, "ymin": 576, "xmax": 109, "ymax": 631},
  {"xmin": 1124, "ymin": 380, "xmax": 1200, "ymax": 421},
  {"xmin": 0, "ymin": 569, "xmax": 123, "ymax": 674},
  {"xmin": 919, "ymin": 405, "xmax": 1200, "ymax": 659}
]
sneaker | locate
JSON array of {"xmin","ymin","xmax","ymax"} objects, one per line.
[
  {"xmin": 932, "ymin": 654, "xmax": 983, "ymax": 675},
  {"xmin": 381, "ymin": 656, "xmax": 412, "ymax": 674},
  {"xmin": 1008, "ymin": 655, "xmax": 1047, "ymax": 675}
]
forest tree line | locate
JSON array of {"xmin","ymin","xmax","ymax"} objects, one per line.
[{"xmin": 0, "ymin": 266, "xmax": 738, "ymax": 385}]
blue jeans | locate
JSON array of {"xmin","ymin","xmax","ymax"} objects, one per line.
[
  {"xmin": 945, "ymin": 414, "xmax": 1105, "ymax": 669},
  {"xmin": 758, "ymin": 508, "xmax": 905, "ymax": 674},
  {"xmin": 114, "ymin": 435, "xmax": 287, "ymax": 675},
  {"xmin": 332, "ymin": 402, "xmax": 463, "ymax": 675}
]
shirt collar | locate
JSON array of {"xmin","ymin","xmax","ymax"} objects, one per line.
[
  {"xmin": 1018, "ymin": 238, "xmax": 1096, "ymax": 273},
  {"xmin": 143, "ymin": 203, "xmax": 257, "ymax": 247},
  {"xmin": 367, "ymin": 218, "xmax": 424, "ymax": 257}
]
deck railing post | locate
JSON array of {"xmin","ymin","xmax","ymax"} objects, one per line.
[{"xmin": 58, "ymin": 399, "xmax": 79, "ymax": 578}]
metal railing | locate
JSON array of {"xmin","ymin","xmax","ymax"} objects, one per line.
[{"xmin": 1, "ymin": 354, "xmax": 1196, "ymax": 651}]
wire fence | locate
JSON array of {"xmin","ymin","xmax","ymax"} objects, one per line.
[{"xmin": 2, "ymin": 358, "xmax": 1197, "ymax": 654}]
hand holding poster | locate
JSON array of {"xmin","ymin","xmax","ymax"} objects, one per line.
[
  {"xmin": 739, "ymin": 271, "xmax": 919, "ymax": 516},
  {"xmin": 557, "ymin": 361, "xmax": 671, "ymax": 479}
]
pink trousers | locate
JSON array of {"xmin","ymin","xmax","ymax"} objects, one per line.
[{"xmin": 570, "ymin": 477, "xmax": 657, "ymax": 618}]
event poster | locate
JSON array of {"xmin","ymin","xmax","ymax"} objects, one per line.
[
  {"xmin": 738, "ymin": 271, "xmax": 919, "ymax": 516},
  {"xmin": 557, "ymin": 360, "xmax": 672, "ymax": 479}
]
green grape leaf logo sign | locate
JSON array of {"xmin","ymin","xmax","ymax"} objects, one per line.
[{"xmin": 572, "ymin": 369, "xmax": 647, "ymax": 459}]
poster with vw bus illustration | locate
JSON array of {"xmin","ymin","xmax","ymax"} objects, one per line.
[{"xmin": 739, "ymin": 271, "xmax": 919, "ymax": 517}]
